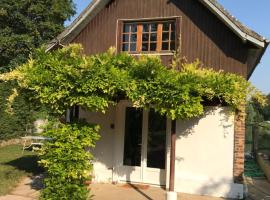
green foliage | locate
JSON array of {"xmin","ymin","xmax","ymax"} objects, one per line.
[
  {"xmin": 245, "ymin": 94, "xmax": 270, "ymax": 128},
  {"xmin": 9, "ymin": 44, "xmax": 252, "ymax": 120},
  {"xmin": 1, "ymin": 44, "xmax": 260, "ymax": 199},
  {"xmin": 245, "ymin": 94, "xmax": 270, "ymax": 152},
  {"xmin": 39, "ymin": 122, "xmax": 100, "ymax": 200},
  {"xmin": 0, "ymin": 81, "xmax": 34, "ymax": 140},
  {"xmin": 0, "ymin": 0, "xmax": 75, "ymax": 72},
  {"xmin": 0, "ymin": 0, "xmax": 75, "ymax": 140},
  {"xmin": 259, "ymin": 94, "xmax": 270, "ymax": 121},
  {"xmin": 0, "ymin": 78, "xmax": 49, "ymax": 140}
]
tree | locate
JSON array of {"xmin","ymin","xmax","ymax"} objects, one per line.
[
  {"xmin": 262, "ymin": 94, "xmax": 270, "ymax": 120},
  {"xmin": 0, "ymin": 0, "xmax": 75, "ymax": 72},
  {"xmin": 246, "ymin": 95, "xmax": 270, "ymax": 156},
  {"xmin": 0, "ymin": 0, "xmax": 75, "ymax": 140}
]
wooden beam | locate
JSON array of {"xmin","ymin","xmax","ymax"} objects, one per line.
[
  {"xmin": 137, "ymin": 24, "xmax": 143, "ymax": 52},
  {"xmin": 169, "ymin": 119, "xmax": 176, "ymax": 191},
  {"xmin": 157, "ymin": 23, "xmax": 163, "ymax": 52}
]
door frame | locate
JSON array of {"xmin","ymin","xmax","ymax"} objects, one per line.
[{"xmin": 113, "ymin": 100, "xmax": 168, "ymax": 186}]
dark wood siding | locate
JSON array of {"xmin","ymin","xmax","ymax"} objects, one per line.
[{"xmin": 72, "ymin": 0, "xmax": 248, "ymax": 77}]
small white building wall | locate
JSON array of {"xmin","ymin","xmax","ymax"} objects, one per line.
[
  {"xmin": 80, "ymin": 105, "xmax": 244, "ymax": 198},
  {"xmin": 79, "ymin": 106, "xmax": 116, "ymax": 183},
  {"xmin": 173, "ymin": 107, "xmax": 243, "ymax": 199}
]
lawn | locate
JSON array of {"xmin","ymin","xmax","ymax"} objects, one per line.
[
  {"xmin": 245, "ymin": 159, "xmax": 265, "ymax": 178},
  {"xmin": 0, "ymin": 144, "xmax": 43, "ymax": 196}
]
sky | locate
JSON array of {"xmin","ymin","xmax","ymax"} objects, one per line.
[{"xmin": 67, "ymin": 0, "xmax": 270, "ymax": 94}]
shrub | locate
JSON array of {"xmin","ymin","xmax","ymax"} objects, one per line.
[
  {"xmin": 0, "ymin": 81, "xmax": 35, "ymax": 140},
  {"xmin": 39, "ymin": 122, "xmax": 100, "ymax": 200}
]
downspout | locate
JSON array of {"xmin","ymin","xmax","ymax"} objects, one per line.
[{"xmin": 166, "ymin": 119, "xmax": 177, "ymax": 200}]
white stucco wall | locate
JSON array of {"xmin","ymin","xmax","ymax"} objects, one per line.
[
  {"xmin": 80, "ymin": 105, "xmax": 243, "ymax": 198},
  {"xmin": 172, "ymin": 107, "xmax": 243, "ymax": 199},
  {"xmin": 79, "ymin": 106, "xmax": 116, "ymax": 183}
]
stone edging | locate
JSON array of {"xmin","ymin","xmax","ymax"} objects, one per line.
[{"xmin": 0, "ymin": 138, "xmax": 22, "ymax": 148}]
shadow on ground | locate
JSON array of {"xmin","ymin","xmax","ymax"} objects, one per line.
[
  {"xmin": 5, "ymin": 155, "xmax": 43, "ymax": 175},
  {"xmin": 126, "ymin": 183, "xmax": 157, "ymax": 200}
]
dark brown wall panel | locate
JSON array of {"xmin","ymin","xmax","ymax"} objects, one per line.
[{"xmin": 72, "ymin": 0, "xmax": 248, "ymax": 77}]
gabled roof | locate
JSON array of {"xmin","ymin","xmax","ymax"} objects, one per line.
[
  {"xmin": 47, "ymin": 0, "xmax": 269, "ymax": 51},
  {"xmin": 46, "ymin": 0, "xmax": 269, "ymax": 79},
  {"xmin": 200, "ymin": 0, "xmax": 268, "ymax": 47},
  {"xmin": 46, "ymin": 0, "xmax": 110, "ymax": 51}
]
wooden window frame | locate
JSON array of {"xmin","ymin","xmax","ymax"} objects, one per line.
[{"xmin": 118, "ymin": 17, "xmax": 181, "ymax": 55}]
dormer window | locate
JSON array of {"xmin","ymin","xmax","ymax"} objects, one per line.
[{"xmin": 121, "ymin": 20, "xmax": 176, "ymax": 54}]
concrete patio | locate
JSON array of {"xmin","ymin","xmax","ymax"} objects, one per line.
[
  {"xmin": 1, "ymin": 176, "xmax": 270, "ymax": 200},
  {"xmin": 90, "ymin": 183, "xmax": 226, "ymax": 200}
]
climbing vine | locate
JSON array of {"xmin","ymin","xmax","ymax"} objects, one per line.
[
  {"xmin": 2, "ymin": 44, "xmax": 262, "ymax": 119},
  {"xmin": 0, "ymin": 44, "xmax": 265, "ymax": 199}
]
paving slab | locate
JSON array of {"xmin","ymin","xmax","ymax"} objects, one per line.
[
  {"xmin": 9, "ymin": 177, "xmax": 40, "ymax": 199},
  {"xmin": 1, "ymin": 176, "xmax": 269, "ymax": 200},
  {"xmin": 245, "ymin": 178, "xmax": 270, "ymax": 200},
  {"xmin": 0, "ymin": 195, "xmax": 34, "ymax": 200},
  {"xmin": 90, "ymin": 183, "xmax": 225, "ymax": 200},
  {"xmin": 0, "ymin": 175, "xmax": 42, "ymax": 200}
]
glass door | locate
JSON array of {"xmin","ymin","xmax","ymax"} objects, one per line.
[
  {"xmin": 147, "ymin": 109, "xmax": 166, "ymax": 169},
  {"xmin": 142, "ymin": 109, "xmax": 166, "ymax": 185},
  {"xmin": 123, "ymin": 107, "xmax": 143, "ymax": 167},
  {"xmin": 117, "ymin": 105, "xmax": 166, "ymax": 185}
]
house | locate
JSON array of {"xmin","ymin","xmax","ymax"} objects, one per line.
[{"xmin": 48, "ymin": 0, "xmax": 269, "ymax": 199}]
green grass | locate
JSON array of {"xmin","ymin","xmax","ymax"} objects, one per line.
[
  {"xmin": 245, "ymin": 159, "xmax": 265, "ymax": 178},
  {"xmin": 0, "ymin": 144, "xmax": 43, "ymax": 196}
]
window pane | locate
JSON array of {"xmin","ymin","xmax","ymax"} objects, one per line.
[
  {"xmin": 171, "ymin": 22, "xmax": 175, "ymax": 31},
  {"xmin": 142, "ymin": 33, "xmax": 149, "ymax": 42},
  {"xmin": 171, "ymin": 32, "xmax": 175, "ymax": 41},
  {"xmin": 130, "ymin": 34, "xmax": 137, "ymax": 42},
  {"xmin": 130, "ymin": 43, "xmax": 136, "ymax": 52},
  {"xmin": 150, "ymin": 23, "xmax": 157, "ymax": 32},
  {"xmin": 162, "ymin": 32, "xmax": 169, "ymax": 41},
  {"xmin": 123, "ymin": 108, "xmax": 143, "ymax": 167},
  {"xmin": 122, "ymin": 21, "xmax": 176, "ymax": 53},
  {"xmin": 123, "ymin": 24, "xmax": 130, "ymax": 33},
  {"xmin": 143, "ymin": 24, "xmax": 149, "ymax": 32},
  {"xmin": 123, "ymin": 34, "xmax": 129, "ymax": 42},
  {"xmin": 147, "ymin": 109, "xmax": 166, "ymax": 169},
  {"xmin": 162, "ymin": 42, "xmax": 169, "ymax": 50},
  {"xmin": 150, "ymin": 43, "xmax": 157, "ymax": 51},
  {"xmin": 142, "ymin": 43, "xmax": 149, "ymax": 51},
  {"xmin": 163, "ymin": 22, "xmax": 170, "ymax": 31},
  {"xmin": 150, "ymin": 33, "xmax": 157, "ymax": 42},
  {"xmin": 122, "ymin": 43, "xmax": 129, "ymax": 51},
  {"xmin": 131, "ymin": 24, "xmax": 137, "ymax": 32},
  {"xmin": 170, "ymin": 41, "xmax": 175, "ymax": 50}
]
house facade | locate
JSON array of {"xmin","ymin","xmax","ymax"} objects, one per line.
[{"xmin": 49, "ymin": 0, "xmax": 269, "ymax": 198}]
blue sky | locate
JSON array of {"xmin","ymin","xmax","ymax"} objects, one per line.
[{"xmin": 67, "ymin": 0, "xmax": 270, "ymax": 94}]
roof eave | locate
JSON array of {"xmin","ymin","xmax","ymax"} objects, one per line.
[
  {"xmin": 200, "ymin": 0, "xmax": 265, "ymax": 48},
  {"xmin": 247, "ymin": 40, "xmax": 270, "ymax": 80},
  {"xmin": 46, "ymin": 0, "xmax": 110, "ymax": 51}
]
